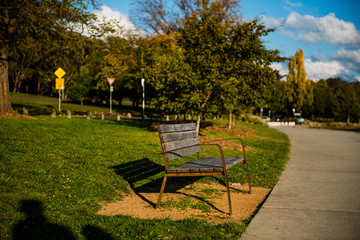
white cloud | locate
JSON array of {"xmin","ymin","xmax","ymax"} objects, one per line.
[
  {"xmin": 93, "ymin": 5, "xmax": 138, "ymax": 34},
  {"xmin": 304, "ymin": 58, "xmax": 349, "ymax": 81},
  {"xmin": 71, "ymin": 5, "xmax": 142, "ymax": 37},
  {"xmin": 271, "ymin": 62, "xmax": 288, "ymax": 79},
  {"xmin": 332, "ymin": 48, "xmax": 360, "ymax": 73},
  {"xmin": 284, "ymin": 12, "xmax": 360, "ymax": 46},
  {"xmin": 262, "ymin": 16, "xmax": 283, "ymax": 28},
  {"xmin": 333, "ymin": 48, "xmax": 360, "ymax": 63},
  {"xmin": 263, "ymin": 12, "xmax": 360, "ymax": 81},
  {"xmin": 271, "ymin": 58, "xmax": 358, "ymax": 81},
  {"xmin": 285, "ymin": 0, "xmax": 302, "ymax": 8}
]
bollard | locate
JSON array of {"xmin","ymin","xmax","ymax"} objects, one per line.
[
  {"xmin": 87, "ymin": 111, "xmax": 91, "ymax": 119},
  {"xmin": 127, "ymin": 113, "xmax": 132, "ymax": 118},
  {"xmin": 166, "ymin": 115, "xmax": 170, "ymax": 121},
  {"xmin": 67, "ymin": 110, "xmax": 71, "ymax": 119},
  {"xmin": 117, "ymin": 114, "xmax": 121, "ymax": 121},
  {"xmin": 51, "ymin": 109, "xmax": 56, "ymax": 118},
  {"xmin": 23, "ymin": 107, "xmax": 28, "ymax": 116},
  {"xmin": 101, "ymin": 112, "xmax": 105, "ymax": 120}
]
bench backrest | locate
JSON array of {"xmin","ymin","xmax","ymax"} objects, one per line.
[{"xmin": 158, "ymin": 123, "xmax": 200, "ymax": 161}]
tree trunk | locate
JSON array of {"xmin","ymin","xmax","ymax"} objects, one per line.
[
  {"xmin": 228, "ymin": 110, "xmax": 232, "ymax": 130},
  {"xmin": 13, "ymin": 76, "xmax": 19, "ymax": 93},
  {"xmin": 0, "ymin": 50, "xmax": 12, "ymax": 113},
  {"xmin": 196, "ymin": 115, "xmax": 201, "ymax": 134}
]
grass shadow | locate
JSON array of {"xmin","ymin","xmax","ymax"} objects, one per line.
[
  {"xmin": 12, "ymin": 103, "xmax": 53, "ymax": 115},
  {"xmin": 12, "ymin": 199, "xmax": 76, "ymax": 240},
  {"xmin": 81, "ymin": 225, "xmax": 115, "ymax": 240}
]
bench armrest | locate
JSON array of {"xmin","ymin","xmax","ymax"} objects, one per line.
[{"xmin": 201, "ymin": 138, "xmax": 247, "ymax": 161}]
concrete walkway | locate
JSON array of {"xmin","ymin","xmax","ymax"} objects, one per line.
[{"xmin": 241, "ymin": 127, "xmax": 360, "ymax": 240}]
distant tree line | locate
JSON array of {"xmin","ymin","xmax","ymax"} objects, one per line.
[{"xmin": 269, "ymin": 49, "xmax": 360, "ymax": 123}]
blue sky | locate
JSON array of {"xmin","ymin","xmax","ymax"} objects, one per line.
[{"xmin": 96, "ymin": 0, "xmax": 360, "ymax": 82}]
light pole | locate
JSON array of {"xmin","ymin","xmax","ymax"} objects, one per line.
[
  {"xmin": 107, "ymin": 78, "xmax": 115, "ymax": 113},
  {"xmin": 142, "ymin": 78, "xmax": 145, "ymax": 120},
  {"xmin": 110, "ymin": 86, "xmax": 113, "ymax": 113}
]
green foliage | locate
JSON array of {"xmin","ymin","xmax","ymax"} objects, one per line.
[
  {"xmin": 67, "ymin": 67, "xmax": 93, "ymax": 104},
  {"xmin": 309, "ymin": 78, "xmax": 360, "ymax": 123},
  {"xmin": 312, "ymin": 80, "xmax": 332, "ymax": 119},
  {"xmin": 333, "ymin": 83, "xmax": 360, "ymax": 123},
  {"xmin": 149, "ymin": 4, "xmax": 286, "ymax": 127}
]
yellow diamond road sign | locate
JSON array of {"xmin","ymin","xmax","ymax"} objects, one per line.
[{"xmin": 54, "ymin": 67, "xmax": 66, "ymax": 78}]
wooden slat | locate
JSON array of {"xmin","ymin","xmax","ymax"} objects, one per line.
[
  {"xmin": 164, "ymin": 146, "xmax": 201, "ymax": 161},
  {"xmin": 166, "ymin": 157, "xmax": 244, "ymax": 173},
  {"xmin": 163, "ymin": 138, "xmax": 200, "ymax": 152},
  {"xmin": 158, "ymin": 123, "xmax": 196, "ymax": 134},
  {"xmin": 160, "ymin": 130, "xmax": 198, "ymax": 143}
]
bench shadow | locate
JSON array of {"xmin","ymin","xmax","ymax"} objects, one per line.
[
  {"xmin": 213, "ymin": 176, "xmax": 250, "ymax": 194},
  {"xmin": 110, "ymin": 158, "xmax": 225, "ymax": 213}
]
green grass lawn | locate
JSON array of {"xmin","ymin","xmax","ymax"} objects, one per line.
[{"xmin": 0, "ymin": 114, "xmax": 289, "ymax": 239}]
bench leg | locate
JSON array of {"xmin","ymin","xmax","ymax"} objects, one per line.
[
  {"xmin": 156, "ymin": 176, "xmax": 167, "ymax": 209},
  {"xmin": 244, "ymin": 161, "xmax": 252, "ymax": 193},
  {"xmin": 223, "ymin": 172, "xmax": 232, "ymax": 215}
]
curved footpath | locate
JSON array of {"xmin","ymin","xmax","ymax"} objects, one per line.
[{"xmin": 241, "ymin": 126, "xmax": 360, "ymax": 240}]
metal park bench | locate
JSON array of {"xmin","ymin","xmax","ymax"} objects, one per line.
[{"xmin": 156, "ymin": 122, "xmax": 251, "ymax": 215}]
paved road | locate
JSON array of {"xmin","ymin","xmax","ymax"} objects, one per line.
[{"xmin": 241, "ymin": 127, "xmax": 360, "ymax": 240}]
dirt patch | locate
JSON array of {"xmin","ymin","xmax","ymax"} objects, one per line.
[
  {"xmin": 202, "ymin": 125, "xmax": 261, "ymax": 139},
  {"xmin": 199, "ymin": 135, "xmax": 257, "ymax": 152},
  {"xmin": 97, "ymin": 182, "xmax": 270, "ymax": 224}
]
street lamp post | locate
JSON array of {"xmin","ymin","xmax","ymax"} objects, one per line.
[{"xmin": 142, "ymin": 78, "xmax": 145, "ymax": 120}]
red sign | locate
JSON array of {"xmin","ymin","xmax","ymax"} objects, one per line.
[{"xmin": 107, "ymin": 78, "xmax": 115, "ymax": 85}]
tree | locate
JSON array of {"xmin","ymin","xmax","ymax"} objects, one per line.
[
  {"xmin": 0, "ymin": 0, "xmax": 102, "ymax": 113},
  {"xmin": 176, "ymin": 1, "xmax": 236, "ymax": 130},
  {"xmin": 134, "ymin": 0, "xmax": 285, "ymax": 130},
  {"xmin": 285, "ymin": 49, "xmax": 313, "ymax": 115},
  {"xmin": 67, "ymin": 66, "xmax": 93, "ymax": 105},
  {"xmin": 313, "ymin": 80, "xmax": 332, "ymax": 120},
  {"xmin": 333, "ymin": 83, "xmax": 360, "ymax": 123}
]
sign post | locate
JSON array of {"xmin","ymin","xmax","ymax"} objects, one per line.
[
  {"xmin": 141, "ymin": 78, "xmax": 145, "ymax": 120},
  {"xmin": 54, "ymin": 68, "xmax": 66, "ymax": 112},
  {"xmin": 107, "ymin": 78, "xmax": 115, "ymax": 113}
]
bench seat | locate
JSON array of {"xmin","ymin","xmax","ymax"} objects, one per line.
[{"xmin": 167, "ymin": 157, "xmax": 244, "ymax": 173}]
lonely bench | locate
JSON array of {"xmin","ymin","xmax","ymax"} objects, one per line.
[{"xmin": 156, "ymin": 122, "xmax": 251, "ymax": 215}]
